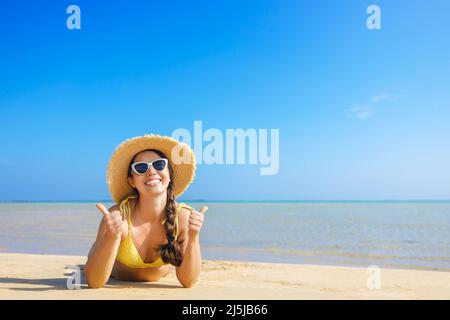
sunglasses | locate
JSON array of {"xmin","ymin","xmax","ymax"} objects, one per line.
[{"xmin": 130, "ymin": 158, "xmax": 168, "ymax": 175}]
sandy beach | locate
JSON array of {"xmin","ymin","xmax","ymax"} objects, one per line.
[{"xmin": 0, "ymin": 253, "xmax": 449, "ymax": 299}]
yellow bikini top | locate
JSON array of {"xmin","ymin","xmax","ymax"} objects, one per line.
[{"xmin": 116, "ymin": 194, "xmax": 194, "ymax": 269}]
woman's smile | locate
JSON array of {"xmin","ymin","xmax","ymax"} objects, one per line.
[{"xmin": 144, "ymin": 178, "xmax": 162, "ymax": 187}]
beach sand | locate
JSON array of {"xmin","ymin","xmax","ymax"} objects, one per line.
[{"xmin": 0, "ymin": 253, "xmax": 449, "ymax": 299}]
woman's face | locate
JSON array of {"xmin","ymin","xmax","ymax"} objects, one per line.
[{"xmin": 127, "ymin": 150, "xmax": 171, "ymax": 196}]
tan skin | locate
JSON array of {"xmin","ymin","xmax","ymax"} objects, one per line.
[{"xmin": 85, "ymin": 150, "xmax": 207, "ymax": 288}]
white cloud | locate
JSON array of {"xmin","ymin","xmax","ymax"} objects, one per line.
[
  {"xmin": 349, "ymin": 105, "xmax": 374, "ymax": 119},
  {"xmin": 371, "ymin": 93, "xmax": 393, "ymax": 103},
  {"xmin": 348, "ymin": 92, "xmax": 395, "ymax": 120}
]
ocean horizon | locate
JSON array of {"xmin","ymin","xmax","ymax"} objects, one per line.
[{"xmin": 1, "ymin": 201, "xmax": 449, "ymax": 272}]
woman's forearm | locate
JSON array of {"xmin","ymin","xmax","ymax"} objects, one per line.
[
  {"xmin": 177, "ymin": 235, "xmax": 202, "ymax": 288},
  {"xmin": 85, "ymin": 235, "xmax": 121, "ymax": 288}
]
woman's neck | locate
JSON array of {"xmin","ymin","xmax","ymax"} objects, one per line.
[{"xmin": 134, "ymin": 192, "xmax": 167, "ymax": 224}]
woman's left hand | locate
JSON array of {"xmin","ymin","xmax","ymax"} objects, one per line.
[{"xmin": 188, "ymin": 206, "xmax": 208, "ymax": 239}]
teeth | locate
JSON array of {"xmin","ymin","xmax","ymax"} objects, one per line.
[{"xmin": 145, "ymin": 179, "xmax": 161, "ymax": 186}]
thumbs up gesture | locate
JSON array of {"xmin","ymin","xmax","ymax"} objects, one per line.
[
  {"xmin": 188, "ymin": 206, "xmax": 208, "ymax": 239},
  {"xmin": 96, "ymin": 203, "xmax": 124, "ymax": 240}
]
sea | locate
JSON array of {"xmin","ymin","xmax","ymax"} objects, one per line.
[{"xmin": 0, "ymin": 201, "xmax": 449, "ymax": 271}]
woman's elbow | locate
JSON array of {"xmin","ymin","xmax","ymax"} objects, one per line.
[
  {"xmin": 85, "ymin": 264, "xmax": 106, "ymax": 289},
  {"xmin": 87, "ymin": 281, "xmax": 104, "ymax": 289},
  {"xmin": 181, "ymin": 282, "xmax": 195, "ymax": 288},
  {"xmin": 86, "ymin": 276, "xmax": 106, "ymax": 289},
  {"xmin": 179, "ymin": 277, "xmax": 198, "ymax": 288}
]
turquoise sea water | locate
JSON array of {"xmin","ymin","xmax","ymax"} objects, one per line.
[{"xmin": 0, "ymin": 201, "xmax": 449, "ymax": 271}]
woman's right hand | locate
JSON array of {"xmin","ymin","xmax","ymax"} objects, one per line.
[{"xmin": 96, "ymin": 203, "xmax": 124, "ymax": 240}]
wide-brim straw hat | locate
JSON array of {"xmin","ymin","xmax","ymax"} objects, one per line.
[{"xmin": 106, "ymin": 134, "xmax": 196, "ymax": 203}]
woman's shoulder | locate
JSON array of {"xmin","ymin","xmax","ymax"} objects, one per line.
[
  {"xmin": 175, "ymin": 202, "xmax": 193, "ymax": 222},
  {"xmin": 175, "ymin": 203, "xmax": 192, "ymax": 239},
  {"xmin": 175, "ymin": 202, "xmax": 194, "ymax": 221},
  {"xmin": 176, "ymin": 202, "xmax": 194, "ymax": 212}
]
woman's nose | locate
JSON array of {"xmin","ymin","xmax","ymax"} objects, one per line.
[{"xmin": 146, "ymin": 165, "xmax": 158, "ymax": 175}]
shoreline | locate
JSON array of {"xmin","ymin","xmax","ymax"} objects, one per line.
[
  {"xmin": 2, "ymin": 250, "xmax": 449, "ymax": 274},
  {"xmin": 1, "ymin": 253, "xmax": 449, "ymax": 299}
]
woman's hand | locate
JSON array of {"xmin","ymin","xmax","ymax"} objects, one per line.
[
  {"xmin": 96, "ymin": 203, "xmax": 124, "ymax": 240},
  {"xmin": 188, "ymin": 206, "xmax": 208, "ymax": 239}
]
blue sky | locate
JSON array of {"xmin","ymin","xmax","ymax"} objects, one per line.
[{"xmin": 1, "ymin": 0, "xmax": 449, "ymax": 201}]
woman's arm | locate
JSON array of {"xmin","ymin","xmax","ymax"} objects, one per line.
[
  {"xmin": 176, "ymin": 233, "xmax": 202, "ymax": 288},
  {"xmin": 176, "ymin": 206, "xmax": 208, "ymax": 288},
  {"xmin": 85, "ymin": 204, "xmax": 124, "ymax": 288},
  {"xmin": 85, "ymin": 232, "xmax": 121, "ymax": 288}
]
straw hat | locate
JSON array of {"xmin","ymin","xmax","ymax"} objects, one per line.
[{"xmin": 106, "ymin": 134, "xmax": 196, "ymax": 203}]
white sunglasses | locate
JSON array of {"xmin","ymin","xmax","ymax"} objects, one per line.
[{"xmin": 131, "ymin": 158, "xmax": 168, "ymax": 175}]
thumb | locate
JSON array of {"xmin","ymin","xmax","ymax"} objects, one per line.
[
  {"xmin": 198, "ymin": 206, "xmax": 208, "ymax": 215},
  {"xmin": 96, "ymin": 203, "xmax": 111, "ymax": 220}
]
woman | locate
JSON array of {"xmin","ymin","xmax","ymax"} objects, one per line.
[{"xmin": 85, "ymin": 134, "xmax": 207, "ymax": 288}]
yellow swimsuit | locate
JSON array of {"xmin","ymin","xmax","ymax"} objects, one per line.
[{"xmin": 116, "ymin": 194, "xmax": 194, "ymax": 268}]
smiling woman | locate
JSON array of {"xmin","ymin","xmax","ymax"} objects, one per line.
[{"xmin": 84, "ymin": 134, "xmax": 208, "ymax": 288}]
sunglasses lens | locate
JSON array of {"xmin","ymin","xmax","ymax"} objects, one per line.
[
  {"xmin": 153, "ymin": 159, "xmax": 167, "ymax": 171},
  {"xmin": 133, "ymin": 163, "xmax": 149, "ymax": 174}
]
